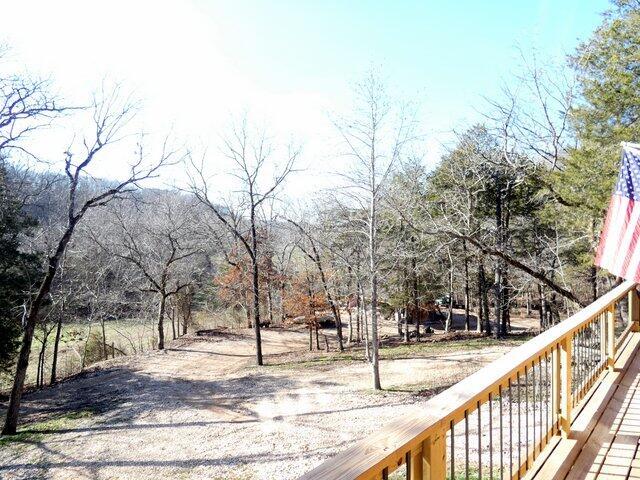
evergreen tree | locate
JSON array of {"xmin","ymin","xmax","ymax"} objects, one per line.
[
  {"xmin": 559, "ymin": 0, "xmax": 640, "ymax": 295},
  {"xmin": 572, "ymin": 0, "xmax": 640, "ymax": 144},
  {"xmin": 0, "ymin": 164, "xmax": 40, "ymax": 376}
]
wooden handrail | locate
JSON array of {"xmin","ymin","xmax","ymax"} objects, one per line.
[{"xmin": 299, "ymin": 280, "xmax": 638, "ymax": 480}]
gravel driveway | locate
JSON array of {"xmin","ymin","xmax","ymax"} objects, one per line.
[{"xmin": 0, "ymin": 328, "xmax": 511, "ymax": 480}]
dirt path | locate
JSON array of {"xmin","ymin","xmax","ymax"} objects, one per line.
[{"xmin": 0, "ymin": 328, "xmax": 513, "ymax": 480}]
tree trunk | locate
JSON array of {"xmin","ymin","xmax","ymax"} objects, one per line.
[
  {"xmin": 3, "ymin": 225, "xmax": 75, "ymax": 435},
  {"xmin": 306, "ymin": 275, "xmax": 315, "ymax": 351},
  {"xmin": 157, "ymin": 294, "xmax": 166, "ymax": 350},
  {"xmin": 182, "ymin": 294, "xmax": 191, "ymax": 336},
  {"xmin": 250, "ymin": 207, "xmax": 263, "ymax": 366},
  {"xmin": 50, "ymin": 314, "xmax": 63, "ymax": 385},
  {"xmin": 280, "ymin": 280, "xmax": 287, "ymax": 324},
  {"xmin": 494, "ymin": 174, "xmax": 504, "ymax": 339},
  {"xmin": 82, "ymin": 323, "xmax": 92, "ymax": 368},
  {"xmin": 412, "ymin": 252, "xmax": 420, "ymax": 342},
  {"xmin": 404, "ymin": 309, "xmax": 410, "ymax": 343},
  {"xmin": 313, "ymin": 249, "xmax": 344, "ymax": 351},
  {"xmin": 538, "ymin": 283, "xmax": 547, "ymax": 330},
  {"xmin": 463, "ymin": 240, "xmax": 470, "ymax": 331},
  {"xmin": 171, "ymin": 306, "xmax": 176, "ymax": 340},
  {"xmin": 479, "ymin": 261, "xmax": 491, "ymax": 335},
  {"xmin": 245, "ymin": 302, "xmax": 252, "ymax": 328},
  {"xmin": 361, "ymin": 283, "xmax": 371, "ymax": 362},
  {"xmin": 347, "ymin": 267, "xmax": 354, "ymax": 344},
  {"xmin": 590, "ymin": 264, "xmax": 598, "ymax": 303},
  {"xmin": 267, "ymin": 277, "xmax": 274, "ymax": 326},
  {"xmin": 445, "ymin": 249, "xmax": 454, "ymax": 332},
  {"xmin": 445, "ymin": 279, "xmax": 453, "ymax": 333},
  {"xmin": 501, "ymin": 269, "xmax": 510, "ymax": 335},
  {"xmin": 101, "ymin": 318, "xmax": 107, "ymax": 360},
  {"xmin": 477, "ymin": 260, "xmax": 484, "ymax": 333},
  {"xmin": 37, "ymin": 336, "xmax": 46, "ymax": 388},
  {"xmin": 356, "ymin": 278, "xmax": 362, "ymax": 343},
  {"xmin": 369, "ymin": 185, "xmax": 381, "ymax": 391}
]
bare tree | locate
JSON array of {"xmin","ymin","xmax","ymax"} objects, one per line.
[
  {"xmin": 0, "ymin": 57, "xmax": 66, "ymax": 156},
  {"xmin": 287, "ymin": 218, "xmax": 344, "ymax": 350},
  {"xmin": 332, "ymin": 71, "xmax": 416, "ymax": 390},
  {"xmin": 2, "ymin": 87, "xmax": 176, "ymax": 435},
  {"xmin": 93, "ymin": 191, "xmax": 202, "ymax": 350},
  {"xmin": 188, "ymin": 117, "xmax": 299, "ymax": 365}
]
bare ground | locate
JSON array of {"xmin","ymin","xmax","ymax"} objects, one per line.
[{"xmin": 0, "ymin": 325, "xmax": 519, "ymax": 480}]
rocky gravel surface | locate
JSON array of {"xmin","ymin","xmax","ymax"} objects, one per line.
[{"xmin": 0, "ymin": 328, "xmax": 511, "ymax": 480}]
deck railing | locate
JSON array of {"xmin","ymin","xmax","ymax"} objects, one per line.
[{"xmin": 299, "ymin": 280, "xmax": 640, "ymax": 480}]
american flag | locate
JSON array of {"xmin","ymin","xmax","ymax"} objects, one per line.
[{"xmin": 596, "ymin": 143, "xmax": 640, "ymax": 281}]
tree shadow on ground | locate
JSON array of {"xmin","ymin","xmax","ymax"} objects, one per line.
[
  {"xmin": 0, "ymin": 363, "xmax": 408, "ymax": 480},
  {"xmin": 0, "ymin": 364, "xmax": 340, "ymax": 426}
]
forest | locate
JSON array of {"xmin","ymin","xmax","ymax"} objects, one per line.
[{"xmin": 1, "ymin": 0, "xmax": 639, "ymax": 444}]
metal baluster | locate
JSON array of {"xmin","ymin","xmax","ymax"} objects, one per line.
[
  {"xmin": 478, "ymin": 401, "xmax": 482, "ymax": 480},
  {"xmin": 571, "ymin": 334, "xmax": 576, "ymax": 405},
  {"xmin": 532, "ymin": 360, "xmax": 536, "ymax": 460},
  {"xmin": 596, "ymin": 318, "xmax": 600, "ymax": 369},
  {"xmin": 509, "ymin": 378, "xmax": 513, "ymax": 480},
  {"xmin": 587, "ymin": 324, "xmax": 591, "ymax": 386},
  {"xmin": 525, "ymin": 365, "xmax": 529, "ymax": 470},
  {"xmin": 499, "ymin": 384, "xmax": 503, "ymax": 480},
  {"xmin": 518, "ymin": 370, "xmax": 521, "ymax": 476},
  {"xmin": 489, "ymin": 393, "xmax": 493, "ymax": 480},
  {"xmin": 596, "ymin": 316, "xmax": 599, "ymax": 370},
  {"xmin": 465, "ymin": 409, "xmax": 469, "ymax": 480},
  {"xmin": 382, "ymin": 467, "xmax": 388, "ymax": 480},
  {"xmin": 577, "ymin": 329, "xmax": 582, "ymax": 400},
  {"xmin": 576, "ymin": 329, "xmax": 584, "ymax": 396},
  {"xmin": 586, "ymin": 324, "xmax": 591, "ymax": 386},
  {"xmin": 587, "ymin": 326, "xmax": 591, "ymax": 385},
  {"xmin": 405, "ymin": 452, "xmax": 411, "ymax": 479},
  {"xmin": 576, "ymin": 329, "xmax": 580, "ymax": 400},
  {"xmin": 545, "ymin": 352, "xmax": 549, "ymax": 443},
  {"xmin": 590, "ymin": 322, "xmax": 595, "ymax": 383},
  {"xmin": 579, "ymin": 328, "xmax": 584, "ymax": 399},
  {"xmin": 554, "ymin": 344, "xmax": 560, "ymax": 434},
  {"xmin": 584, "ymin": 326, "xmax": 588, "ymax": 388},
  {"xmin": 539, "ymin": 356, "xmax": 543, "ymax": 451},
  {"xmin": 593, "ymin": 317, "xmax": 597, "ymax": 371},
  {"xmin": 592, "ymin": 321, "xmax": 596, "ymax": 380},
  {"xmin": 582, "ymin": 328, "xmax": 586, "ymax": 395},
  {"xmin": 450, "ymin": 420, "xmax": 454, "ymax": 480},
  {"xmin": 598, "ymin": 314, "xmax": 602, "ymax": 369}
]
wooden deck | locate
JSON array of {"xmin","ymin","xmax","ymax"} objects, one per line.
[
  {"xmin": 529, "ymin": 330, "xmax": 640, "ymax": 480},
  {"xmin": 299, "ymin": 281, "xmax": 640, "ymax": 480}
]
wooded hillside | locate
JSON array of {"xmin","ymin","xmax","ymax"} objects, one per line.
[{"xmin": 1, "ymin": 0, "xmax": 638, "ymax": 436}]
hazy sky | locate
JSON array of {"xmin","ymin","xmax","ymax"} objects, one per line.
[{"xmin": 3, "ymin": 0, "xmax": 610, "ymax": 196}]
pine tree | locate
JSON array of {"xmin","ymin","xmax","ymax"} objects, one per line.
[{"xmin": 0, "ymin": 164, "xmax": 40, "ymax": 375}]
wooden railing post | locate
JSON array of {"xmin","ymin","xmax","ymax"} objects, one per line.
[
  {"xmin": 629, "ymin": 288, "xmax": 640, "ymax": 332},
  {"xmin": 410, "ymin": 443, "xmax": 424, "ymax": 479},
  {"xmin": 560, "ymin": 336, "xmax": 572, "ymax": 437},
  {"xmin": 423, "ymin": 429, "xmax": 446, "ymax": 479},
  {"xmin": 607, "ymin": 304, "xmax": 615, "ymax": 369}
]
